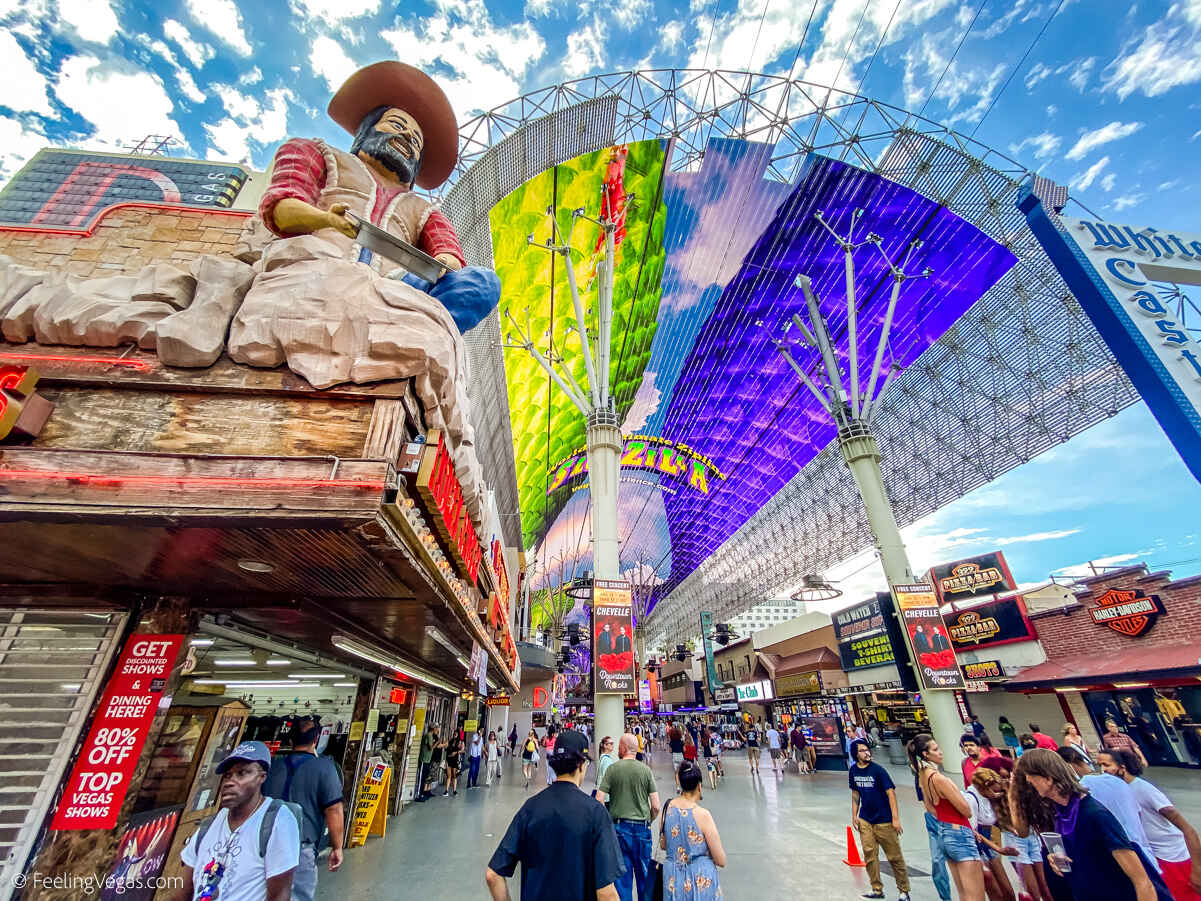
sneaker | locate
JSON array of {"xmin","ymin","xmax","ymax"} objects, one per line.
[
  {"xmin": 898, "ymin": 894, "xmax": 911, "ymax": 901},
  {"xmin": 861, "ymin": 893, "xmax": 885, "ymax": 899}
]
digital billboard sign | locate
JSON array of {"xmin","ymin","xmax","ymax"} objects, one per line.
[{"xmin": 494, "ymin": 139, "xmax": 1016, "ymax": 610}]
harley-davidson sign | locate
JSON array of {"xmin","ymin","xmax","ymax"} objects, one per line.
[{"xmin": 1089, "ymin": 588, "xmax": 1164, "ymax": 637}]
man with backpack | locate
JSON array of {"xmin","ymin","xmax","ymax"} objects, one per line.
[
  {"xmin": 263, "ymin": 718, "xmax": 345, "ymax": 901},
  {"xmin": 174, "ymin": 741, "xmax": 300, "ymax": 901}
]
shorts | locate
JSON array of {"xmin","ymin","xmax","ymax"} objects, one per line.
[
  {"xmin": 706, "ymin": 759, "xmax": 717, "ymax": 770},
  {"xmin": 939, "ymin": 823, "xmax": 981, "ymax": 862},
  {"xmin": 672, "ymin": 752, "xmax": 684, "ymax": 767},
  {"xmin": 1001, "ymin": 831, "xmax": 1042, "ymax": 865},
  {"xmin": 769, "ymin": 748, "xmax": 781, "ymax": 759}
]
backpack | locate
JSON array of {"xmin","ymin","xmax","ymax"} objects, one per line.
[{"xmin": 190, "ymin": 797, "xmax": 303, "ymax": 860}]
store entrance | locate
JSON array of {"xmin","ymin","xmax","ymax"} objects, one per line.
[
  {"xmin": 132, "ymin": 631, "xmax": 367, "ymax": 893},
  {"xmin": 1084, "ymin": 687, "xmax": 1200, "ymax": 766}
]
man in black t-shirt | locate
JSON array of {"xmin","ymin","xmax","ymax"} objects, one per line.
[
  {"xmin": 486, "ymin": 730, "xmax": 620, "ymax": 901},
  {"xmin": 848, "ymin": 740, "xmax": 911, "ymax": 901}
]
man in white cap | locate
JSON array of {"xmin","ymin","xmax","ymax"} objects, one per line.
[{"xmin": 173, "ymin": 740, "xmax": 300, "ymax": 901}]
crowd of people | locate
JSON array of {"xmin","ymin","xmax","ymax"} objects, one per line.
[
  {"xmin": 161, "ymin": 709, "xmax": 1198, "ymax": 901},
  {"xmin": 843, "ymin": 718, "xmax": 1201, "ymax": 901}
]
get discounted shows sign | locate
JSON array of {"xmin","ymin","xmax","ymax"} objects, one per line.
[{"xmin": 51, "ymin": 634, "xmax": 184, "ymax": 830}]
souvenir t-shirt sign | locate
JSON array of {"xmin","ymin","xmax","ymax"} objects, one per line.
[
  {"xmin": 51, "ymin": 634, "xmax": 184, "ymax": 830},
  {"xmin": 593, "ymin": 580, "xmax": 635, "ymax": 694},
  {"xmin": 891, "ymin": 585, "xmax": 965, "ymax": 690}
]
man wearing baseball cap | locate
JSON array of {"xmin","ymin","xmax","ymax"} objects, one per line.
[
  {"xmin": 486, "ymin": 729, "xmax": 621, "ymax": 901},
  {"xmin": 173, "ymin": 741, "xmax": 300, "ymax": 901}
]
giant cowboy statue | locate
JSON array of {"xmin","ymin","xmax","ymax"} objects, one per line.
[{"xmin": 227, "ymin": 61, "xmax": 498, "ymax": 431}]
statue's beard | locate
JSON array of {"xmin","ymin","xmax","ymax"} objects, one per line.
[{"xmin": 355, "ymin": 130, "xmax": 419, "ymax": 185}]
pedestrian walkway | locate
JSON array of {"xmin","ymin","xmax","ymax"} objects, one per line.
[{"xmin": 317, "ymin": 750, "xmax": 1201, "ymax": 900}]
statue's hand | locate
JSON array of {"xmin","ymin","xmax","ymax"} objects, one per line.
[
  {"xmin": 434, "ymin": 252, "xmax": 463, "ymax": 280},
  {"xmin": 326, "ymin": 203, "xmax": 358, "ymax": 239}
]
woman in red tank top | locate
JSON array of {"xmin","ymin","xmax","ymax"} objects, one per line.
[{"xmin": 910, "ymin": 734, "xmax": 986, "ymax": 901}]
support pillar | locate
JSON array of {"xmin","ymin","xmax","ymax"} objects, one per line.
[
  {"xmin": 839, "ymin": 426, "xmax": 964, "ymax": 773},
  {"xmin": 588, "ymin": 409, "xmax": 625, "ymax": 745}
]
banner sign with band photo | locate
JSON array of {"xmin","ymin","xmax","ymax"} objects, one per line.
[
  {"xmin": 52, "ymin": 634, "xmax": 185, "ymax": 830},
  {"xmin": 929, "ymin": 551, "xmax": 1017, "ymax": 603},
  {"xmin": 944, "ymin": 594, "xmax": 1038, "ymax": 650},
  {"xmin": 593, "ymin": 580, "xmax": 636, "ymax": 694},
  {"xmin": 891, "ymin": 584, "xmax": 965, "ymax": 690}
]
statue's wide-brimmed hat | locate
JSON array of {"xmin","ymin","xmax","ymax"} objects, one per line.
[{"xmin": 327, "ymin": 61, "xmax": 458, "ymax": 189}]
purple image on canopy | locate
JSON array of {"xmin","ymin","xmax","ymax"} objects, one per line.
[{"xmin": 654, "ymin": 154, "xmax": 1017, "ymax": 600}]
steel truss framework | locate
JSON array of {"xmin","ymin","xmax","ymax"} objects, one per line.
[{"xmin": 438, "ymin": 69, "xmax": 1137, "ymax": 640}]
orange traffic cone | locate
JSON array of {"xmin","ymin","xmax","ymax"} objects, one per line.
[{"xmin": 843, "ymin": 825, "xmax": 865, "ymax": 867}]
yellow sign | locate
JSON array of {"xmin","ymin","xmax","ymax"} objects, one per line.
[
  {"xmin": 774, "ymin": 671, "xmax": 821, "ymax": 697},
  {"xmin": 413, "ymin": 707, "xmax": 426, "ymax": 737},
  {"xmin": 366, "ymin": 709, "xmax": 380, "ymax": 732},
  {"xmin": 349, "ymin": 763, "xmax": 390, "ymax": 847},
  {"xmin": 464, "ymin": 719, "xmax": 478, "ymax": 734},
  {"xmin": 349, "ymin": 721, "xmax": 365, "ymax": 741}
]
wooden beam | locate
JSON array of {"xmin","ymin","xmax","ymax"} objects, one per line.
[
  {"xmin": 38, "ymin": 387, "xmax": 374, "ymax": 457},
  {"xmin": 0, "ymin": 448, "xmax": 393, "ymax": 516},
  {"xmin": 0, "ymin": 344, "xmax": 416, "ymax": 400}
]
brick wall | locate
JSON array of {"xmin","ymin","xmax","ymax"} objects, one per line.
[
  {"xmin": 1030, "ymin": 563, "xmax": 1201, "ymax": 659},
  {"xmin": 0, "ymin": 205, "xmax": 251, "ymax": 277}
]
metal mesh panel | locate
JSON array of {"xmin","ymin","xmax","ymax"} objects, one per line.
[{"xmin": 0, "ymin": 609, "xmax": 126, "ymax": 898}]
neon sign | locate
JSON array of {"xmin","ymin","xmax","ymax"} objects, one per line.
[
  {"xmin": 415, "ymin": 430, "xmax": 483, "ymax": 585},
  {"xmin": 546, "ymin": 435, "xmax": 726, "ymax": 496}
]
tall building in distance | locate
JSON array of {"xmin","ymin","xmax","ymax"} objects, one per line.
[{"xmin": 726, "ymin": 596, "xmax": 809, "ymax": 639}]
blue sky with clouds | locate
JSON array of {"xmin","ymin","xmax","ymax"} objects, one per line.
[{"xmin": 2, "ymin": 0, "xmax": 1199, "ymax": 587}]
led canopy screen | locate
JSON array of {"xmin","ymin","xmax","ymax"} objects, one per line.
[{"xmin": 491, "ymin": 139, "xmax": 1016, "ymax": 609}]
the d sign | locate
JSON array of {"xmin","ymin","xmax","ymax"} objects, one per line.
[{"xmin": 532, "ymin": 686, "xmax": 548, "ymax": 708}]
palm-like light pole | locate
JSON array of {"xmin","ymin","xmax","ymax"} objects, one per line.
[
  {"xmin": 762, "ymin": 209, "xmax": 964, "ymax": 770},
  {"xmin": 502, "ymin": 205, "xmax": 625, "ymax": 745}
]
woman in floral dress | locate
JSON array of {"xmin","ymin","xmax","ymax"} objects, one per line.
[{"xmin": 661, "ymin": 761, "xmax": 726, "ymax": 900}]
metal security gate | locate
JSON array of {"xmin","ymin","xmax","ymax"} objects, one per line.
[{"xmin": 0, "ymin": 608, "xmax": 126, "ymax": 899}]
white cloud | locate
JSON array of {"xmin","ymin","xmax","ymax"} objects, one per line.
[
  {"xmin": 205, "ymin": 86, "xmax": 292, "ymax": 162},
  {"xmin": 902, "ymin": 30, "xmax": 1007, "ymax": 124},
  {"xmin": 524, "ymin": 0, "xmax": 557, "ymax": 16},
  {"xmin": 563, "ymin": 19, "xmax": 606, "ymax": 76},
  {"xmin": 1100, "ymin": 172, "xmax": 1116, "ymax": 192},
  {"xmin": 183, "ymin": 0, "xmax": 253, "ymax": 56},
  {"xmin": 659, "ymin": 21, "xmax": 685, "ymax": 54},
  {"xmin": 381, "ymin": 0, "xmax": 547, "ymax": 120},
  {"xmin": 57, "ymin": 0, "xmax": 119, "ymax": 44},
  {"xmin": 1051, "ymin": 552, "xmax": 1141, "ymax": 580},
  {"xmin": 621, "ymin": 372, "xmax": 662, "ymax": 432},
  {"xmin": 613, "ymin": 0, "xmax": 651, "ymax": 30},
  {"xmin": 1025, "ymin": 62, "xmax": 1052, "ymax": 90},
  {"xmin": 1009, "ymin": 132, "xmax": 1061, "ymax": 160},
  {"xmin": 55, "ymin": 55, "xmax": 185, "ymax": 150},
  {"xmin": 1159, "ymin": 178, "xmax": 1182, "ymax": 191},
  {"xmin": 1065, "ymin": 120, "xmax": 1143, "ymax": 160},
  {"xmin": 1069, "ymin": 155, "xmax": 1110, "ymax": 191},
  {"xmin": 1067, "ymin": 56, "xmax": 1095, "ymax": 91},
  {"xmin": 290, "ymin": 0, "xmax": 379, "ymax": 21},
  {"xmin": 1046, "ymin": 104, "xmax": 1058, "ymax": 116},
  {"xmin": 0, "ymin": 115, "xmax": 47, "ymax": 186},
  {"xmin": 240, "ymin": 66, "xmax": 263, "ymax": 85},
  {"xmin": 309, "ymin": 35, "xmax": 357, "ymax": 92},
  {"xmin": 995, "ymin": 529, "xmax": 1082, "ymax": 546},
  {"xmin": 163, "ymin": 19, "xmax": 215, "ymax": 69},
  {"xmin": 1113, "ymin": 192, "xmax": 1146, "ymax": 211},
  {"xmin": 143, "ymin": 38, "xmax": 206, "ymax": 103},
  {"xmin": 0, "ymin": 31, "xmax": 54, "ymax": 116},
  {"xmin": 1102, "ymin": 3, "xmax": 1201, "ymax": 99}
]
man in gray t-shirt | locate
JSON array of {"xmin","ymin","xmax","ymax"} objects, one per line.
[{"xmin": 264, "ymin": 719, "xmax": 345, "ymax": 901}]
